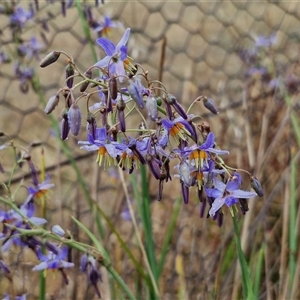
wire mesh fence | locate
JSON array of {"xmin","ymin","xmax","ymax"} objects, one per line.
[{"xmin": 0, "ymin": 1, "xmax": 300, "ymax": 299}]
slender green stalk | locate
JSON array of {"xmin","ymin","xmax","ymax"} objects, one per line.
[
  {"xmin": 253, "ymin": 244, "xmax": 264, "ymax": 298},
  {"xmin": 107, "ymin": 265, "xmax": 136, "ymax": 300},
  {"xmin": 231, "ymin": 208, "xmax": 254, "ymax": 300},
  {"xmin": 140, "ymin": 166, "xmax": 158, "ymax": 282},
  {"xmin": 157, "ymin": 198, "xmax": 181, "ymax": 278}
]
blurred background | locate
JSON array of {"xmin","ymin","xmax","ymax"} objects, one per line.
[{"xmin": 0, "ymin": 1, "xmax": 299, "ymax": 299}]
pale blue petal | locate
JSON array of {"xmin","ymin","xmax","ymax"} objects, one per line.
[
  {"xmin": 96, "ymin": 38, "xmax": 115, "ymax": 56},
  {"xmin": 231, "ymin": 189, "xmax": 257, "ymax": 199},
  {"xmin": 94, "ymin": 56, "xmax": 111, "ymax": 68},
  {"xmin": 209, "ymin": 196, "xmax": 225, "ymax": 216},
  {"xmin": 116, "ymin": 28, "xmax": 130, "ymax": 51},
  {"xmin": 32, "ymin": 261, "xmax": 48, "ymax": 271}
]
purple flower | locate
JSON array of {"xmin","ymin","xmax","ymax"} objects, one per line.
[
  {"xmin": 78, "ymin": 127, "xmax": 118, "ymax": 167},
  {"xmin": 10, "ymin": 6, "xmax": 34, "ymax": 28},
  {"xmin": 93, "ymin": 16, "xmax": 119, "ymax": 36},
  {"xmin": 80, "ymin": 254, "xmax": 102, "ymax": 298},
  {"xmin": 205, "ymin": 172, "xmax": 257, "ymax": 216},
  {"xmin": 254, "ymin": 34, "xmax": 276, "ymax": 48},
  {"xmin": 0, "ymin": 205, "xmax": 46, "ymax": 252},
  {"xmin": 32, "ymin": 246, "xmax": 74, "ymax": 271},
  {"xmin": 24, "ymin": 176, "xmax": 54, "ymax": 206},
  {"xmin": 18, "ymin": 37, "xmax": 43, "ymax": 60},
  {"xmin": 94, "ymin": 28, "xmax": 131, "ymax": 80}
]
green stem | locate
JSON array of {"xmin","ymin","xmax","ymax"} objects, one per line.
[
  {"xmin": 231, "ymin": 208, "xmax": 254, "ymax": 300},
  {"xmin": 107, "ymin": 265, "xmax": 136, "ymax": 300}
]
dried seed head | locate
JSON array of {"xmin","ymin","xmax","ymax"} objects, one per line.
[
  {"xmin": 68, "ymin": 103, "xmax": 82, "ymax": 136},
  {"xmin": 65, "ymin": 63, "xmax": 75, "ymax": 88},
  {"xmin": 44, "ymin": 94, "xmax": 59, "ymax": 114},
  {"xmin": 40, "ymin": 51, "xmax": 61, "ymax": 68}
]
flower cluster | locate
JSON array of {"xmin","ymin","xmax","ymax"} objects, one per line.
[{"xmin": 41, "ymin": 27, "xmax": 263, "ymax": 226}]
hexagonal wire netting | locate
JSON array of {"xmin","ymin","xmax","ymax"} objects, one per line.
[{"xmin": 1, "ymin": 1, "xmax": 300, "ymax": 299}]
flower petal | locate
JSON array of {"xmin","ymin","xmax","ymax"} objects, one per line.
[
  {"xmin": 96, "ymin": 38, "xmax": 115, "ymax": 56},
  {"xmin": 94, "ymin": 56, "xmax": 111, "ymax": 68},
  {"xmin": 116, "ymin": 28, "xmax": 130, "ymax": 51},
  {"xmin": 209, "ymin": 196, "xmax": 225, "ymax": 216},
  {"xmin": 231, "ymin": 189, "xmax": 257, "ymax": 199}
]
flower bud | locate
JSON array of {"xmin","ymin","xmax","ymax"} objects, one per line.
[
  {"xmin": 146, "ymin": 96, "xmax": 158, "ymax": 121},
  {"xmin": 61, "ymin": 110, "xmax": 70, "ymax": 140},
  {"xmin": 44, "ymin": 94, "xmax": 59, "ymax": 114},
  {"xmin": 80, "ymin": 69, "xmax": 92, "ymax": 92},
  {"xmin": 87, "ymin": 112, "xmax": 97, "ymax": 140},
  {"xmin": 167, "ymin": 94, "xmax": 188, "ymax": 119},
  {"xmin": 109, "ymin": 76, "xmax": 117, "ymax": 100},
  {"xmin": 52, "ymin": 225, "xmax": 65, "ymax": 236},
  {"xmin": 251, "ymin": 176, "xmax": 264, "ymax": 197},
  {"xmin": 40, "ymin": 51, "xmax": 60, "ymax": 68},
  {"xmin": 68, "ymin": 103, "xmax": 81, "ymax": 136},
  {"xmin": 65, "ymin": 63, "xmax": 75, "ymax": 88},
  {"xmin": 202, "ymin": 96, "xmax": 219, "ymax": 114},
  {"xmin": 127, "ymin": 80, "xmax": 144, "ymax": 109}
]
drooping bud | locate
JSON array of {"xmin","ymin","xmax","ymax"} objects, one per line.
[
  {"xmin": 44, "ymin": 94, "xmax": 59, "ymax": 114},
  {"xmin": 68, "ymin": 103, "xmax": 81, "ymax": 136},
  {"xmin": 65, "ymin": 63, "xmax": 75, "ymax": 88},
  {"xmin": 181, "ymin": 182, "xmax": 189, "ymax": 204},
  {"xmin": 86, "ymin": 112, "xmax": 97, "ymax": 140},
  {"xmin": 80, "ymin": 69, "xmax": 92, "ymax": 92},
  {"xmin": 61, "ymin": 110, "xmax": 70, "ymax": 140},
  {"xmin": 109, "ymin": 76, "xmax": 117, "ymax": 100},
  {"xmin": 167, "ymin": 94, "xmax": 188, "ymax": 119},
  {"xmin": 117, "ymin": 98, "xmax": 126, "ymax": 132},
  {"xmin": 202, "ymin": 96, "xmax": 219, "ymax": 114},
  {"xmin": 251, "ymin": 176, "xmax": 264, "ymax": 197},
  {"xmin": 127, "ymin": 80, "xmax": 144, "ymax": 109},
  {"xmin": 146, "ymin": 95, "xmax": 158, "ymax": 121},
  {"xmin": 40, "ymin": 51, "xmax": 61, "ymax": 68}
]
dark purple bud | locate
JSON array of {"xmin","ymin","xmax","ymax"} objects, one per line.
[
  {"xmin": 167, "ymin": 94, "xmax": 188, "ymax": 119},
  {"xmin": 44, "ymin": 94, "xmax": 59, "ymax": 114},
  {"xmin": 80, "ymin": 69, "xmax": 92, "ymax": 92},
  {"xmin": 251, "ymin": 176, "xmax": 263, "ymax": 197},
  {"xmin": 109, "ymin": 76, "xmax": 117, "ymax": 100},
  {"xmin": 61, "ymin": 110, "xmax": 70, "ymax": 140},
  {"xmin": 65, "ymin": 63, "xmax": 75, "ymax": 88},
  {"xmin": 127, "ymin": 80, "xmax": 144, "ymax": 109},
  {"xmin": 27, "ymin": 159, "xmax": 39, "ymax": 187},
  {"xmin": 61, "ymin": 0, "xmax": 66, "ymax": 17},
  {"xmin": 68, "ymin": 103, "xmax": 81, "ymax": 136},
  {"xmin": 239, "ymin": 199, "xmax": 249, "ymax": 215},
  {"xmin": 146, "ymin": 155, "xmax": 161, "ymax": 180},
  {"xmin": 217, "ymin": 211, "xmax": 223, "ymax": 227},
  {"xmin": 146, "ymin": 96, "xmax": 158, "ymax": 121},
  {"xmin": 40, "ymin": 51, "xmax": 61, "ymax": 68},
  {"xmin": 87, "ymin": 112, "xmax": 97, "ymax": 139},
  {"xmin": 117, "ymin": 109, "xmax": 126, "ymax": 132},
  {"xmin": 181, "ymin": 182, "xmax": 189, "ymax": 204},
  {"xmin": 202, "ymin": 96, "xmax": 219, "ymax": 114}
]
